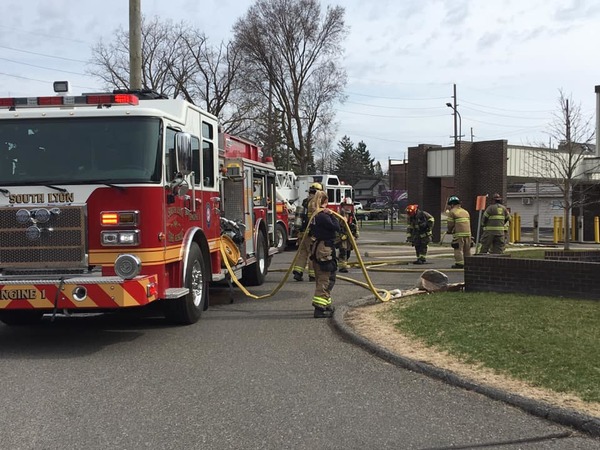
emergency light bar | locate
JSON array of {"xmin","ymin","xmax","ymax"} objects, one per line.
[{"xmin": 0, "ymin": 93, "xmax": 139, "ymax": 109}]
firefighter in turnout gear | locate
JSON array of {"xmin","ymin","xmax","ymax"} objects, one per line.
[
  {"xmin": 446, "ymin": 196, "xmax": 471, "ymax": 269},
  {"xmin": 406, "ymin": 204, "xmax": 434, "ymax": 264},
  {"xmin": 336, "ymin": 198, "xmax": 359, "ymax": 273},
  {"xmin": 309, "ymin": 191, "xmax": 340, "ymax": 318},
  {"xmin": 480, "ymin": 193, "xmax": 511, "ymax": 254},
  {"xmin": 292, "ymin": 182, "xmax": 323, "ymax": 281}
]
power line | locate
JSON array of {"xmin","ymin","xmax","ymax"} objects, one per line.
[
  {"xmin": 337, "ymin": 108, "xmax": 447, "ymax": 119},
  {"xmin": 0, "ymin": 57, "xmax": 90, "ymax": 76},
  {"xmin": 339, "ymin": 131, "xmax": 447, "ymax": 144},
  {"xmin": 345, "ymin": 100, "xmax": 443, "ymax": 111},
  {"xmin": 460, "ymin": 104, "xmax": 549, "ymax": 120},
  {"xmin": 0, "ymin": 71, "xmax": 97, "ymax": 91},
  {"xmin": 460, "ymin": 98, "xmax": 552, "ymax": 114},
  {"xmin": 464, "ymin": 115, "xmax": 546, "ymax": 129},
  {"xmin": 0, "ymin": 44, "xmax": 89, "ymax": 63},
  {"xmin": 0, "ymin": 25, "xmax": 90, "ymax": 45},
  {"xmin": 345, "ymin": 91, "xmax": 448, "ymax": 101}
]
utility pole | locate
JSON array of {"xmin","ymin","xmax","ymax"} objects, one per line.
[
  {"xmin": 452, "ymin": 83, "xmax": 458, "ymax": 147},
  {"xmin": 446, "ymin": 84, "xmax": 462, "ymax": 180},
  {"xmin": 129, "ymin": 0, "xmax": 142, "ymax": 90},
  {"xmin": 266, "ymin": 56, "xmax": 273, "ymax": 158},
  {"xmin": 388, "ymin": 157, "xmax": 394, "ymax": 230}
]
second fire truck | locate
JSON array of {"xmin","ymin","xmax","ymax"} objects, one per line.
[{"xmin": 274, "ymin": 171, "xmax": 353, "ymax": 249}]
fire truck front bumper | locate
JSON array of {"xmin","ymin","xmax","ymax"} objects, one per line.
[{"xmin": 0, "ymin": 275, "xmax": 159, "ymax": 311}]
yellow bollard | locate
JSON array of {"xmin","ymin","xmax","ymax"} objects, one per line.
[
  {"xmin": 595, "ymin": 217, "xmax": 600, "ymax": 244},
  {"xmin": 553, "ymin": 216, "xmax": 559, "ymax": 243},
  {"xmin": 558, "ymin": 216, "xmax": 564, "ymax": 241}
]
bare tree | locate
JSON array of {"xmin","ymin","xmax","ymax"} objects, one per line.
[
  {"xmin": 313, "ymin": 119, "xmax": 338, "ymax": 173},
  {"xmin": 88, "ymin": 17, "xmax": 185, "ymax": 95},
  {"xmin": 232, "ymin": 0, "xmax": 348, "ymax": 173},
  {"xmin": 528, "ymin": 90, "xmax": 597, "ymax": 249},
  {"xmin": 87, "ymin": 16, "xmax": 241, "ymax": 126}
]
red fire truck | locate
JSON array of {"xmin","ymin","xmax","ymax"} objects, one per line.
[{"xmin": 0, "ymin": 83, "xmax": 278, "ymax": 325}]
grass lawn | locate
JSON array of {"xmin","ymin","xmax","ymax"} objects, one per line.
[{"xmin": 388, "ymin": 291, "xmax": 600, "ymax": 403}]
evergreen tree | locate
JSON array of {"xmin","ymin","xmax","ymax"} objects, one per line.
[
  {"xmin": 334, "ymin": 136, "xmax": 360, "ymax": 185},
  {"xmin": 356, "ymin": 140, "xmax": 375, "ymax": 177},
  {"xmin": 333, "ymin": 137, "xmax": 378, "ymax": 185}
]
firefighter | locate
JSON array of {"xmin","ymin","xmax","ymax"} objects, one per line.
[
  {"xmin": 480, "ymin": 193, "xmax": 511, "ymax": 254},
  {"xmin": 446, "ymin": 196, "xmax": 471, "ymax": 268},
  {"xmin": 405, "ymin": 204, "xmax": 434, "ymax": 264},
  {"xmin": 337, "ymin": 197, "xmax": 359, "ymax": 273},
  {"xmin": 292, "ymin": 182, "xmax": 323, "ymax": 281},
  {"xmin": 308, "ymin": 190, "xmax": 340, "ymax": 318}
]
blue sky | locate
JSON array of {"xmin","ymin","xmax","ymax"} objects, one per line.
[{"xmin": 1, "ymin": 0, "xmax": 599, "ymax": 167}]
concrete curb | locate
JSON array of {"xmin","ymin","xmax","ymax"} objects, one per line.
[{"xmin": 331, "ymin": 297, "xmax": 600, "ymax": 438}]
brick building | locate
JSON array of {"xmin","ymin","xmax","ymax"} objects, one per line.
[{"xmin": 406, "ymin": 140, "xmax": 507, "ymax": 241}]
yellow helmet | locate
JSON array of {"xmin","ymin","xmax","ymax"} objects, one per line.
[{"xmin": 309, "ymin": 182, "xmax": 323, "ymax": 192}]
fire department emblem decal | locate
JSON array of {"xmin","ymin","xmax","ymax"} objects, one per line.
[{"xmin": 205, "ymin": 203, "xmax": 211, "ymax": 228}]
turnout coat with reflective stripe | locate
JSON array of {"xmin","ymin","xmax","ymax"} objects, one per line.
[
  {"xmin": 482, "ymin": 203, "xmax": 510, "ymax": 235},
  {"xmin": 447, "ymin": 206, "xmax": 471, "ymax": 237}
]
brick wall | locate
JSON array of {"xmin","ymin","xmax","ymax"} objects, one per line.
[
  {"xmin": 408, "ymin": 144, "xmax": 443, "ymax": 240},
  {"xmin": 464, "ymin": 255, "xmax": 600, "ymax": 299}
]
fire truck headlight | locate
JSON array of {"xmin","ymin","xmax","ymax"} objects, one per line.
[
  {"xmin": 101, "ymin": 230, "xmax": 140, "ymax": 246},
  {"xmin": 118, "ymin": 231, "xmax": 139, "ymax": 245},
  {"xmin": 115, "ymin": 254, "xmax": 142, "ymax": 279}
]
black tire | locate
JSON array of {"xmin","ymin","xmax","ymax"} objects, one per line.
[
  {"xmin": 274, "ymin": 223, "xmax": 288, "ymax": 252},
  {"xmin": 0, "ymin": 311, "xmax": 44, "ymax": 326},
  {"xmin": 243, "ymin": 231, "xmax": 268, "ymax": 286},
  {"xmin": 163, "ymin": 242, "xmax": 208, "ymax": 325}
]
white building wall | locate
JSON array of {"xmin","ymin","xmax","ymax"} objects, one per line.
[
  {"xmin": 427, "ymin": 148, "xmax": 454, "ymax": 177},
  {"xmin": 506, "ymin": 197, "xmax": 563, "ymax": 229}
]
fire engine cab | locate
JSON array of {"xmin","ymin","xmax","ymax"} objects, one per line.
[{"xmin": 0, "ymin": 83, "xmax": 278, "ymax": 325}]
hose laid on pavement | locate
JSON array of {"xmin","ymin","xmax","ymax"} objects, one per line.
[{"xmin": 219, "ymin": 208, "xmax": 392, "ymax": 302}]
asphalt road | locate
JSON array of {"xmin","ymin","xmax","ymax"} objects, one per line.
[{"xmin": 0, "ymin": 229, "xmax": 599, "ymax": 449}]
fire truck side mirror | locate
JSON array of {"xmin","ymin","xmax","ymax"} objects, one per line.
[
  {"xmin": 170, "ymin": 176, "xmax": 189, "ymax": 197},
  {"xmin": 175, "ymin": 132, "xmax": 193, "ymax": 175}
]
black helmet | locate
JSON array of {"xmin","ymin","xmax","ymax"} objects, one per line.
[{"xmin": 447, "ymin": 195, "xmax": 460, "ymax": 205}]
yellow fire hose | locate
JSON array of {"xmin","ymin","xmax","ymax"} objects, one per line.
[{"xmin": 219, "ymin": 208, "xmax": 392, "ymax": 302}]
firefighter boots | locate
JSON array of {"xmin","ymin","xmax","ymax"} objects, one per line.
[
  {"xmin": 313, "ymin": 306, "xmax": 335, "ymax": 318},
  {"xmin": 293, "ymin": 271, "xmax": 303, "ymax": 281}
]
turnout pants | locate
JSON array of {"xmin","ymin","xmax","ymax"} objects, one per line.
[
  {"xmin": 337, "ymin": 239, "xmax": 351, "ymax": 270},
  {"xmin": 452, "ymin": 236, "xmax": 472, "ymax": 265},
  {"xmin": 480, "ymin": 232, "xmax": 505, "ymax": 254},
  {"xmin": 293, "ymin": 232, "xmax": 315, "ymax": 278},
  {"xmin": 311, "ymin": 241, "xmax": 337, "ymax": 309}
]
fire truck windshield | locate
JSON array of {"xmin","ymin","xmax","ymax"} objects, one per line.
[{"xmin": 0, "ymin": 117, "xmax": 162, "ymax": 185}]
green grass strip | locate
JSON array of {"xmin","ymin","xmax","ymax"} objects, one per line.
[{"xmin": 390, "ymin": 292, "xmax": 600, "ymax": 403}]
